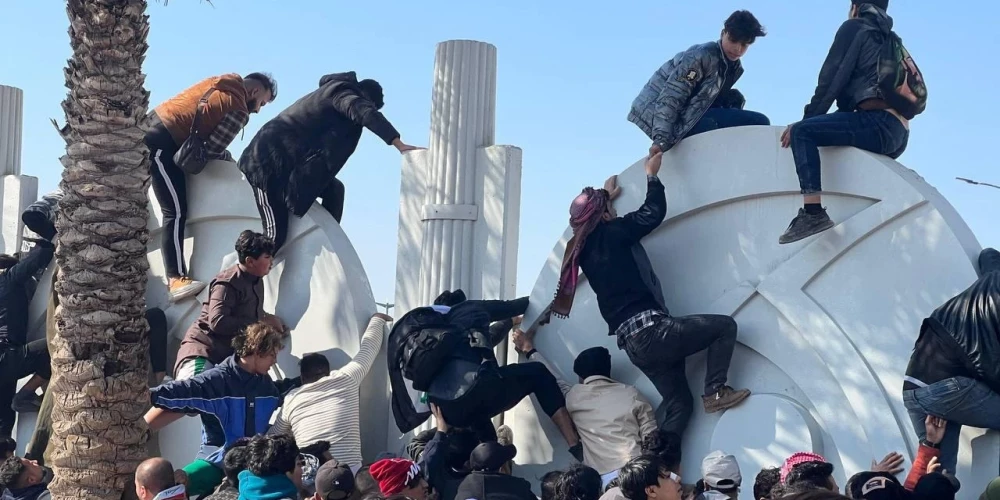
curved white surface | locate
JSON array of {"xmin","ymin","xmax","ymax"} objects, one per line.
[
  {"xmin": 25, "ymin": 161, "xmax": 381, "ymax": 467},
  {"xmin": 508, "ymin": 126, "xmax": 997, "ymax": 499}
]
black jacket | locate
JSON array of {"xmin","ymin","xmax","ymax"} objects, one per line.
[
  {"xmin": 0, "ymin": 240, "xmax": 54, "ymax": 345},
  {"xmin": 803, "ymin": 4, "xmax": 894, "ymax": 119},
  {"xmin": 455, "ymin": 472, "xmax": 535, "ymax": 500},
  {"xmin": 580, "ymin": 176, "xmax": 668, "ymax": 334},
  {"xmin": 238, "ymin": 72, "xmax": 401, "ymax": 216}
]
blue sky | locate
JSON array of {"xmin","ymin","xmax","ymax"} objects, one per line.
[{"xmin": 0, "ymin": 1, "xmax": 997, "ymax": 305}]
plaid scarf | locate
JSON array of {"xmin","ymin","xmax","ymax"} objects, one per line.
[{"xmin": 552, "ymin": 187, "xmax": 609, "ymax": 317}]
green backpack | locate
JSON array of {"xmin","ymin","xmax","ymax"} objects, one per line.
[{"xmin": 877, "ymin": 30, "xmax": 927, "ymax": 120}]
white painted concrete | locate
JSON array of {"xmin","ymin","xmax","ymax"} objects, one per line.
[
  {"xmin": 25, "ymin": 160, "xmax": 381, "ymax": 467},
  {"xmin": 0, "ymin": 86, "xmax": 23, "ymax": 176},
  {"xmin": 509, "ymin": 125, "xmax": 996, "ymax": 500},
  {"xmin": 0, "ymin": 174, "xmax": 37, "ymax": 254},
  {"xmin": 391, "ymin": 40, "xmax": 522, "ymax": 451}
]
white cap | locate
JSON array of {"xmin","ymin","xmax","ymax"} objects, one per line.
[{"xmin": 702, "ymin": 450, "xmax": 742, "ymax": 490}]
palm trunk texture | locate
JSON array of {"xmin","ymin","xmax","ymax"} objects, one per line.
[{"xmin": 50, "ymin": 0, "xmax": 152, "ymax": 498}]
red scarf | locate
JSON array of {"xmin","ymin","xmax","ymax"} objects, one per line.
[{"xmin": 552, "ymin": 187, "xmax": 609, "ymax": 317}]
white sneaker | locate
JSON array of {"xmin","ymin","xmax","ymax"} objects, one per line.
[{"xmin": 168, "ymin": 277, "xmax": 206, "ymax": 302}]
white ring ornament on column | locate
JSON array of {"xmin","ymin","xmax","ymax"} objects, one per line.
[{"xmin": 506, "ymin": 125, "xmax": 997, "ymax": 498}]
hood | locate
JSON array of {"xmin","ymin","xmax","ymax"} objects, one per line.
[
  {"xmin": 216, "ymin": 74, "xmax": 248, "ymax": 99},
  {"xmin": 858, "ymin": 3, "xmax": 893, "ymax": 32},
  {"xmin": 319, "ymin": 72, "xmax": 359, "ymax": 88},
  {"xmin": 7, "ymin": 484, "xmax": 47, "ymax": 500},
  {"xmin": 151, "ymin": 484, "xmax": 187, "ymax": 500},
  {"xmin": 237, "ymin": 471, "xmax": 298, "ymax": 500}
]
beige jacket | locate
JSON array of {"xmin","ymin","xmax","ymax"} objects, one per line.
[{"xmin": 528, "ymin": 352, "xmax": 657, "ymax": 474}]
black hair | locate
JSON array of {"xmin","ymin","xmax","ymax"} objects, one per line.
[
  {"xmin": 619, "ymin": 456, "xmax": 669, "ymax": 500},
  {"xmin": 223, "ymin": 440, "xmax": 252, "ymax": 487},
  {"xmin": 573, "ymin": 347, "xmax": 612, "ymax": 380},
  {"xmin": 244, "ymin": 72, "xmax": 278, "ymax": 101},
  {"xmin": 785, "ymin": 462, "xmax": 836, "ymax": 492},
  {"xmin": 0, "ymin": 457, "xmax": 24, "ymax": 490},
  {"xmin": 556, "ymin": 464, "xmax": 603, "ymax": 500},
  {"xmin": 235, "ymin": 230, "xmax": 275, "ymax": 264},
  {"xmin": 782, "ymin": 491, "xmax": 850, "ymax": 500},
  {"xmin": 443, "ymin": 428, "xmax": 478, "ymax": 472},
  {"xmin": 0, "ymin": 438, "xmax": 16, "ymax": 458},
  {"xmin": 247, "ymin": 434, "xmax": 299, "ymax": 477},
  {"xmin": 640, "ymin": 430, "xmax": 682, "ymax": 470},
  {"xmin": 355, "ymin": 465, "xmax": 380, "ymax": 498},
  {"xmin": 300, "ymin": 353, "xmax": 331, "ymax": 384},
  {"xmin": 754, "ymin": 467, "xmax": 780, "ymax": 499},
  {"xmin": 541, "ymin": 470, "xmax": 564, "ymax": 500},
  {"xmin": 723, "ymin": 10, "xmax": 766, "ymax": 44},
  {"xmin": 0, "ymin": 255, "xmax": 17, "ymax": 271},
  {"xmin": 851, "ymin": 0, "xmax": 888, "ymax": 11},
  {"xmin": 605, "ymin": 476, "xmax": 621, "ymax": 493},
  {"xmin": 299, "ymin": 440, "xmax": 332, "ymax": 465}
]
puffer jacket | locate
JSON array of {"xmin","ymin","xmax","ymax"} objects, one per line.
[
  {"xmin": 628, "ymin": 41, "xmax": 742, "ymax": 152},
  {"xmin": 802, "ymin": 3, "xmax": 894, "ymax": 119},
  {"xmin": 238, "ymin": 71, "xmax": 400, "ymax": 217}
]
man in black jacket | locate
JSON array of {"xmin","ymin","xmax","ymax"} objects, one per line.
[
  {"xmin": 536, "ymin": 152, "xmax": 749, "ymax": 438},
  {"xmin": 902, "ymin": 248, "xmax": 1000, "ymax": 474},
  {"xmin": 0, "ymin": 239, "xmax": 54, "ymax": 438},
  {"xmin": 778, "ymin": 0, "xmax": 911, "ymax": 244},
  {"xmin": 239, "ymin": 72, "xmax": 422, "ymax": 252}
]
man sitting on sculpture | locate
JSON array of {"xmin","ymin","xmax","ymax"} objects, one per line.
[
  {"xmin": 628, "ymin": 10, "xmax": 769, "ymax": 156},
  {"xmin": 238, "ymin": 71, "xmax": 422, "ymax": 252},
  {"xmin": 902, "ymin": 247, "xmax": 1000, "ymax": 474},
  {"xmin": 531, "ymin": 151, "xmax": 750, "ymax": 439}
]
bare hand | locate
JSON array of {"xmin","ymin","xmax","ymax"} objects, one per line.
[
  {"xmin": 393, "ymin": 138, "xmax": 425, "ymax": 153},
  {"xmin": 174, "ymin": 470, "xmax": 189, "ymax": 488},
  {"xmin": 649, "ymin": 143, "xmax": 663, "ymax": 156},
  {"xmin": 780, "ymin": 125, "xmax": 793, "ymax": 148},
  {"xmin": 871, "ymin": 452, "xmax": 905, "ymax": 475},
  {"xmin": 373, "ymin": 312, "xmax": 394, "ymax": 322},
  {"xmin": 512, "ymin": 328, "xmax": 534, "ymax": 354},
  {"xmin": 926, "ymin": 456, "xmax": 942, "ymax": 474},
  {"xmin": 645, "ymin": 152, "xmax": 663, "ymax": 177},
  {"xmin": 526, "ymin": 304, "xmax": 554, "ymax": 337},
  {"xmin": 925, "ymin": 415, "xmax": 946, "ymax": 445},
  {"xmin": 603, "ymin": 175, "xmax": 622, "ymax": 200},
  {"xmin": 430, "ymin": 403, "xmax": 449, "ymax": 432},
  {"xmin": 263, "ymin": 313, "xmax": 290, "ymax": 337}
]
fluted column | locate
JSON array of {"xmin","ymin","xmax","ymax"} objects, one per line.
[
  {"xmin": 0, "ymin": 85, "xmax": 34, "ymax": 254},
  {"xmin": 0, "ymin": 86, "xmax": 23, "ymax": 176}
]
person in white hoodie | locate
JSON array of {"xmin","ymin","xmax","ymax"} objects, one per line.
[{"xmin": 695, "ymin": 451, "xmax": 741, "ymax": 500}]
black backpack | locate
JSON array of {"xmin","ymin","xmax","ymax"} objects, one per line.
[
  {"xmin": 877, "ymin": 30, "xmax": 927, "ymax": 120},
  {"xmin": 394, "ymin": 308, "xmax": 471, "ymax": 392}
]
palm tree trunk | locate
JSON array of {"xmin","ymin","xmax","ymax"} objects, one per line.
[{"xmin": 49, "ymin": 1, "xmax": 152, "ymax": 498}]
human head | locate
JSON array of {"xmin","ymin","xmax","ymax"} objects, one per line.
[
  {"xmin": 781, "ymin": 453, "xmax": 828, "ymax": 484},
  {"xmin": 0, "ymin": 457, "xmax": 52, "ymax": 491},
  {"xmin": 235, "ymin": 230, "xmax": 275, "ymax": 277},
  {"xmin": 358, "ymin": 79, "xmax": 385, "ymax": 110},
  {"xmin": 619, "ymin": 455, "xmax": 682, "ymax": 500},
  {"xmin": 300, "ymin": 353, "xmax": 332, "ymax": 384},
  {"xmin": 845, "ymin": 472, "xmax": 910, "ymax": 500},
  {"xmin": 785, "ymin": 461, "xmax": 838, "ymax": 494},
  {"xmin": 243, "ymin": 72, "xmax": 278, "ymax": 113},
  {"xmin": 233, "ymin": 322, "xmax": 284, "ymax": 374},
  {"xmin": 701, "ymin": 451, "xmax": 741, "ymax": 498},
  {"xmin": 134, "ymin": 457, "xmax": 177, "ymax": 500},
  {"xmin": 315, "ymin": 460, "xmax": 356, "ymax": 500},
  {"xmin": 0, "ymin": 438, "xmax": 16, "ymax": 459},
  {"xmin": 573, "ymin": 347, "xmax": 612, "ymax": 382},
  {"xmin": 557, "ymin": 464, "xmax": 603, "ymax": 500},
  {"xmin": 468, "ymin": 441, "xmax": 517, "ymax": 473},
  {"xmin": 570, "ymin": 188, "xmax": 614, "ymax": 227},
  {"xmin": 247, "ymin": 434, "xmax": 303, "ymax": 491},
  {"xmin": 721, "ymin": 10, "xmax": 766, "ymax": 61},
  {"xmin": 640, "ymin": 430, "xmax": 682, "ymax": 472},
  {"xmin": 223, "ymin": 439, "xmax": 252, "ymax": 489},
  {"xmin": 540, "ymin": 470, "xmax": 564, "ymax": 500},
  {"xmin": 912, "ymin": 472, "xmax": 959, "ymax": 500},
  {"xmin": 0, "ymin": 254, "xmax": 18, "ymax": 272},
  {"xmin": 850, "ymin": 0, "xmax": 888, "ymax": 18},
  {"xmin": 354, "ymin": 465, "xmax": 380, "ymax": 500},
  {"xmin": 754, "ymin": 467, "xmax": 780, "ymax": 500},
  {"xmin": 783, "ymin": 492, "xmax": 851, "ymax": 500},
  {"xmin": 369, "ymin": 458, "xmax": 427, "ymax": 500}
]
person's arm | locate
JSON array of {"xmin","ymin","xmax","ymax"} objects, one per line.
[
  {"xmin": 275, "ymin": 376, "xmax": 302, "ymax": 396},
  {"xmin": 802, "ymin": 21, "xmax": 867, "ymax": 119},
  {"xmin": 341, "ymin": 314, "xmax": 389, "ymax": 385},
  {"xmin": 204, "ymin": 110, "xmax": 249, "ymax": 161},
  {"xmin": 267, "ymin": 404, "xmax": 293, "ymax": 437},
  {"xmin": 331, "ymin": 90, "xmax": 402, "ymax": 146},
  {"xmin": 206, "ymin": 282, "xmax": 256, "ymax": 338},
  {"xmin": 0, "ymin": 240, "xmax": 54, "ymax": 286},
  {"xmin": 512, "ymin": 329, "xmax": 572, "ymax": 396},
  {"xmin": 904, "ymin": 415, "xmax": 946, "ymax": 490},
  {"xmin": 651, "ymin": 50, "xmax": 713, "ymax": 152},
  {"xmin": 145, "ymin": 371, "xmax": 228, "ymax": 430},
  {"xmin": 422, "ymin": 405, "xmax": 451, "ymax": 490},
  {"xmin": 633, "ymin": 390, "xmax": 657, "ymax": 439},
  {"xmin": 406, "ymin": 429, "xmax": 438, "ymax": 462},
  {"xmin": 615, "ymin": 175, "xmax": 667, "ymax": 244},
  {"xmin": 488, "ymin": 318, "xmax": 514, "ymax": 348}
]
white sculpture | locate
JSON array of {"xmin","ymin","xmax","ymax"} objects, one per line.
[
  {"xmin": 508, "ymin": 125, "xmax": 998, "ymax": 500},
  {"xmin": 0, "ymin": 85, "xmax": 36, "ymax": 255}
]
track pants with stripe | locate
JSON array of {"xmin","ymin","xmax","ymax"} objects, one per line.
[
  {"xmin": 250, "ymin": 177, "xmax": 345, "ymax": 253},
  {"xmin": 146, "ymin": 119, "xmax": 188, "ymax": 279}
]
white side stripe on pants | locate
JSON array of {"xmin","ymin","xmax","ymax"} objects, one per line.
[
  {"xmin": 254, "ymin": 186, "xmax": 277, "ymax": 239},
  {"xmin": 154, "ymin": 149, "xmax": 185, "ymax": 275}
]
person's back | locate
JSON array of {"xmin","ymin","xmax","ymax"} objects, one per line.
[{"xmin": 0, "ymin": 242, "xmax": 54, "ymax": 345}]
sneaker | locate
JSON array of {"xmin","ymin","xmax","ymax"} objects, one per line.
[
  {"xmin": 12, "ymin": 392, "xmax": 41, "ymax": 413},
  {"xmin": 778, "ymin": 208, "xmax": 835, "ymax": 245},
  {"xmin": 168, "ymin": 277, "xmax": 206, "ymax": 302},
  {"xmin": 979, "ymin": 248, "xmax": 1000, "ymax": 276},
  {"xmin": 702, "ymin": 385, "xmax": 751, "ymax": 414},
  {"xmin": 496, "ymin": 424, "xmax": 514, "ymax": 447}
]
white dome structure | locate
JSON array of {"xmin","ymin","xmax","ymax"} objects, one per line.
[{"xmin": 506, "ymin": 126, "xmax": 998, "ymax": 499}]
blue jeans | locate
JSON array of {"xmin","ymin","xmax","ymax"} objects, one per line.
[
  {"xmin": 902, "ymin": 376, "xmax": 1000, "ymax": 473},
  {"xmin": 791, "ymin": 110, "xmax": 909, "ymax": 194},
  {"xmin": 684, "ymin": 108, "xmax": 770, "ymax": 138}
]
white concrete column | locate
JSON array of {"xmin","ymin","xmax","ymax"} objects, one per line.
[
  {"xmin": 0, "ymin": 86, "xmax": 23, "ymax": 176},
  {"xmin": 0, "ymin": 86, "xmax": 33, "ymax": 254}
]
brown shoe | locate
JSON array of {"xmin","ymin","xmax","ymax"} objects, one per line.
[{"xmin": 703, "ymin": 385, "xmax": 751, "ymax": 413}]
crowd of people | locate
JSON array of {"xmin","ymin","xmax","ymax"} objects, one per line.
[{"xmin": 0, "ymin": 0, "xmax": 997, "ymax": 499}]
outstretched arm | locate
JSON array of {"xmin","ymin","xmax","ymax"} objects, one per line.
[
  {"xmin": 331, "ymin": 91, "xmax": 403, "ymax": 145},
  {"xmin": 651, "ymin": 51, "xmax": 714, "ymax": 153},
  {"xmin": 341, "ymin": 314, "xmax": 390, "ymax": 385},
  {"xmin": 615, "ymin": 154, "xmax": 667, "ymax": 243},
  {"xmin": 0, "ymin": 240, "xmax": 54, "ymax": 286}
]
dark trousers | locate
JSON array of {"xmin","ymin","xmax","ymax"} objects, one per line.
[
  {"xmin": 685, "ymin": 108, "xmax": 771, "ymax": 139},
  {"xmin": 0, "ymin": 339, "xmax": 51, "ymax": 438},
  {"xmin": 791, "ymin": 110, "xmax": 909, "ymax": 194},
  {"xmin": 621, "ymin": 314, "xmax": 737, "ymax": 436},
  {"xmin": 146, "ymin": 125, "xmax": 187, "ymax": 278},
  {"xmin": 251, "ymin": 178, "xmax": 346, "ymax": 253}
]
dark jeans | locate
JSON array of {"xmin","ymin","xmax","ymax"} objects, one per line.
[
  {"xmin": 791, "ymin": 110, "xmax": 909, "ymax": 194},
  {"xmin": 433, "ymin": 362, "xmax": 566, "ymax": 443},
  {"xmin": 0, "ymin": 339, "xmax": 51, "ymax": 438},
  {"xmin": 684, "ymin": 108, "xmax": 771, "ymax": 139},
  {"xmin": 903, "ymin": 376, "xmax": 1000, "ymax": 473},
  {"xmin": 622, "ymin": 313, "xmax": 737, "ymax": 435}
]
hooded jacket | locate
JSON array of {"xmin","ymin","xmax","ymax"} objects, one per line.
[
  {"xmin": 153, "ymin": 74, "xmax": 249, "ymax": 147},
  {"xmin": 0, "ymin": 240, "xmax": 54, "ymax": 346},
  {"xmin": 802, "ymin": 4, "xmax": 894, "ymax": 119},
  {"xmin": 236, "ymin": 471, "xmax": 298, "ymax": 500},
  {"xmin": 238, "ymin": 72, "xmax": 401, "ymax": 217},
  {"xmin": 454, "ymin": 472, "xmax": 536, "ymax": 500}
]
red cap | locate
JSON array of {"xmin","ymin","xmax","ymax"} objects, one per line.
[{"xmin": 370, "ymin": 458, "xmax": 421, "ymax": 496}]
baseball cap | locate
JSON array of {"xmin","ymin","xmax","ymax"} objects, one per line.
[
  {"xmin": 701, "ymin": 451, "xmax": 742, "ymax": 490},
  {"xmin": 469, "ymin": 441, "xmax": 517, "ymax": 472},
  {"xmin": 315, "ymin": 460, "xmax": 356, "ymax": 500}
]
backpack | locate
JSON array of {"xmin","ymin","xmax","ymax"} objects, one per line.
[
  {"xmin": 394, "ymin": 308, "xmax": 471, "ymax": 392},
  {"xmin": 877, "ymin": 31, "xmax": 927, "ymax": 120}
]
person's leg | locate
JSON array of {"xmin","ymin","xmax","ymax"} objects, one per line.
[
  {"xmin": 903, "ymin": 390, "xmax": 963, "ymax": 474},
  {"xmin": 486, "ymin": 363, "xmax": 579, "ymax": 448},
  {"xmin": 906, "ymin": 377, "xmax": 1000, "ymax": 472},
  {"xmin": 148, "ymin": 146, "xmax": 189, "ymax": 280},
  {"xmin": 0, "ymin": 378, "xmax": 14, "ymax": 438},
  {"xmin": 648, "ymin": 363, "xmax": 694, "ymax": 436},
  {"xmin": 10, "ymin": 339, "xmax": 51, "ymax": 412},
  {"xmin": 319, "ymin": 178, "xmax": 346, "ymax": 223},
  {"xmin": 251, "ymin": 183, "xmax": 290, "ymax": 252},
  {"xmin": 685, "ymin": 108, "xmax": 771, "ymax": 139},
  {"xmin": 146, "ymin": 308, "xmax": 168, "ymax": 385}
]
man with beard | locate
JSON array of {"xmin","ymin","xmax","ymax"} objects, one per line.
[{"xmin": 0, "ymin": 456, "xmax": 53, "ymax": 500}]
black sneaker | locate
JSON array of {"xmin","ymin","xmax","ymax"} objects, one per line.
[
  {"xmin": 979, "ymin": 248, "xmax": 1000, "ymax": 276},
  {"xmin": 778, "ymin": 208, "xmax": 835, "ymax": 245}
]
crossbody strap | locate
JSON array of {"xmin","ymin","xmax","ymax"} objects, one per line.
[{"xmin": 189, "ymin": 87, "xmax": 218, "ymax": 137}]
